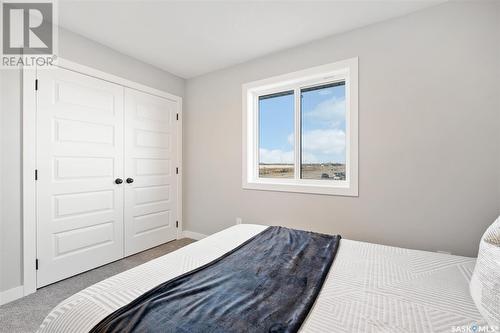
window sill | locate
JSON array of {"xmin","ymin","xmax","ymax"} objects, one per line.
[{"xmin": 242, "ymin": 180, "xmax": 358, "ymax": 197}]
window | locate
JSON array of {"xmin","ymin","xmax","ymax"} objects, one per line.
[
  {"xmin": 242, "ymin": 58, "xmax": 358, "ymax": 196},
  {"xmin": 259, "ymin": 91, "xmax": 294, "ymax": 178},
  {"xmin": 301, "ymin": 82, "xmax": 346, "ymax": 181}
]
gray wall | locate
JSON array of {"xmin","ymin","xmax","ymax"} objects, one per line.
[
  {"xmin": 0, "ymin": 29, "xmax": 184, "ymax": 292},
  {"xmin": 58, "ymin": 29, "xmax": 184, "ymax": 97},
  {"xmin": 0, "ymin": 68, "xmax": 23, "ymax": 293},
  {"xmin": 183, "ymin": 1, "xmax": 500, "ymax": 257}
]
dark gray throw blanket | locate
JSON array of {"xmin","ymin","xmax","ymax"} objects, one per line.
[{"xmin": 90, "ymin": 226, "xmax": 341, "ymax": 333}]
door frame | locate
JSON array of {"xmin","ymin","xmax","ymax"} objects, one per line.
[{"xmin": 22, "ymin": 58, "xmax": 183, "ymax": 296}]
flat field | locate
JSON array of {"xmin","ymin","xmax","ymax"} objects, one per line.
[{"xmin": 259, "ymin": 164, "xmax": 346, "ymax": 180}]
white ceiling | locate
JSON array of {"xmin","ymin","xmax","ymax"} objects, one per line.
[{"xmin": 58, "ymin": 1, "xmax": 445, "ymax": 78}]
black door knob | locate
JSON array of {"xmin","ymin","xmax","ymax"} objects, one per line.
[
  {"xmin": 126, "ymin": 178, "xmax": 134, "ymax": 184},
  {"xmin": 115, "ymin": 178, "xmax": 123, "ymax": 184}
]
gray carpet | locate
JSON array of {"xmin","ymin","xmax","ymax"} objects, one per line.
[{"xmin": 0, "ymin": 238, "xmax": 195, "ymax": 333}]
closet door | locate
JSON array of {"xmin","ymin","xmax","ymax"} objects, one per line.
[
  {"xmin": 124, "ymin": 88, "xmax": 178, "ymax": 256},
  {"xmin": 36, "ymin": 67, "xmax": 125, "ymax": 287}
]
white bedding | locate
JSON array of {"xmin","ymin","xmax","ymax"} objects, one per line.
[{"xmin": 38, "ymin": 224, "xmax": 485, "ymax": 333}]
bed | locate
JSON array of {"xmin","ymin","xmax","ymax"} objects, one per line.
[{"xmin": 38, "ymin": 224, "xmax": 486, "ymax": 332}]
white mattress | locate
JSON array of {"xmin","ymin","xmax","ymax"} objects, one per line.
[{"xmin": 38, "ymin": 224, "xmax": 485, "ymax": 333}]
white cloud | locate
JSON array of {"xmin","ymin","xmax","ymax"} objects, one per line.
[
  {"xmin": 303, "ymin": 129, "xmax": 345, "ymax": 153},
  {"xmin": 302, "ymin": 129, "xmax": 345, "ymax": 163},
  {"xmin": 304, "ymin": 96, "xmax": 345, "ymax": 128},
  {"xmin": 301, "ymin": 151, "xmax": 320, "ymax": 163},
  {"xmin": 259, "ymin": 148, "xmax": 293, "ymax": 164},
  {"xmin": 264, "ymin": 127, "xmax": 345, "ymax": 164}
]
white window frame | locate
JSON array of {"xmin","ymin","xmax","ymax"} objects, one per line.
[{"xmin": 242, "ymin": 57, "xmax": 358, "ymax": 196}]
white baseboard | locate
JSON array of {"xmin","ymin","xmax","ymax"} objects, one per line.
[
  {"xmin": 0, "ymin": 285, "xmax": 24, "ymax": 305},
  {"xmin": 182, "ymin": 230, "xmax": 207, "ymax": 240}
]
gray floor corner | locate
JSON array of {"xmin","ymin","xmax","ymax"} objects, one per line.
[{"xmin": 0, "ymin": 238, "xmax": 195, "ymax": 333}]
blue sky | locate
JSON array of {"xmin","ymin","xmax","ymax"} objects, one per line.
[{"xmin": 259, "ymin": 83, "xmax": 346, "ymax": 164}]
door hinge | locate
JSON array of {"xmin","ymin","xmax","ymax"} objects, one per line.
[
  {"xmin": 35, "ymin": 79, "xmax": 38, "ymax": 91},
  {"xmin": 35, "ymin": 169, "xmax": 38, "ymax": 180},
  {"xmin": 35, "ymin": 259, "xmax": 39, "ymax": 270},
  {"xmin": 176, "ymin": 113, "xmax": 179, "ymax": 121},
  {"xmin": 176, "ymin": 167, "xmax": 179, "ymax": 175},
  {"xmin": 176, "ymin": 221, "xmax": 179, "ymax": 228}
]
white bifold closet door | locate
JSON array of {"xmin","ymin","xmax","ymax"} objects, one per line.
[
  {"xmin": 36, "ymin": 67, "xmax": 178, "ymax": 288},
  {"xmin": 36, "ymin": 67, "xmax": 125, "ymax": 287},
  {"xmin": 124, "ymin": 88, "xmax": 177, "ymax": 256}
]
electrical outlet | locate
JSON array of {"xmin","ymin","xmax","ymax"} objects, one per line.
[{"xmin": 236, "ymin": 217, "xmax": 243, "ymax": 225}]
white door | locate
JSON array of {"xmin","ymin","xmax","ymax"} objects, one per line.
[
  {"xmin": 36, "ymin": 67, "xmax": 125, "ymax": 287},
  {"xmin": 124, "ymin": 88, "xmax": 178, "ymax": 256}
]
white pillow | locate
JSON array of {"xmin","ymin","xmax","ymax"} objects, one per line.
[{"xmin": 470, "ymin": 216, "xmax": 500, "ymax": 327}]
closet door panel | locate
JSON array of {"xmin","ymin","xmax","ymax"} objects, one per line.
[
  {"xmin": 124, "ymin": 88, "xmax": 178, "ymax": 256},
  {"xmin": 36, "ymin": 67, "xmax": 125, "ymax": 288}
]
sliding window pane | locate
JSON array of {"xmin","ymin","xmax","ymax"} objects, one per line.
[
  {"xmin": 259, "ymin": 91, "xmax": 294, "ymax": 178},
  {"xmin": 301, "ymin": 82, "xmax": 346, "ymax": 180}
]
